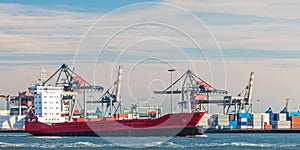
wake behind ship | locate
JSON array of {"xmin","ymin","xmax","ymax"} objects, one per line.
[{"xmin": 24, "ymin": 64, "xmax": 205, "ymax": 137}]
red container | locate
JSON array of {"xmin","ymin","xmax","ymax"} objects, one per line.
[{"xmin": 264, "ymin": 125, "xmax": 272, "ymax": 129}]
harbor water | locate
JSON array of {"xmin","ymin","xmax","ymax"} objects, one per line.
[{"xmin": 0, "ymin": 133, "xmax": 299, "ymax": 149}]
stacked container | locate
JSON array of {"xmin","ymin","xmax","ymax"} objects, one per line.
[
  {"xmin": 237, "ymin": 113, "xmax": 251, "ymax": 129},
  {"xmin": 291, "ymin": 116, "xmax": 300, "ymax": 129},
  {"xmin": 252, "ymin": 113, "xmax": 264, "ymax": 129},
  {"xmin": 273, "ymin": 113, "xmax": 291, "ymax": 129},
  {"xmin": 288, "ymin": 112, "xmax": 300, "ymax": 118},
  {"xmin": 229, "ymin": 114, "xmax": 237, "ymax": 129},
  {"xmin": 263, "ymin": 113, "xmax": 270, "ymax": 124},
  {"xmin": 211, "ymin": 114, "xmax": 230, "ymax": 129},
  {"xmin": 0, "ymin": 115, "xmax": 25, "ymax": 129},
  {"xmin": 273, "ymin": 120, "xmax": 291, "ymax": 129},
  {"xmin": 217, "ymin": 114, "xmax": 230, "ymax": 126}
]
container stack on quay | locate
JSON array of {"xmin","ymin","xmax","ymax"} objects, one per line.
[
  {"xmin": 197, "ymin": 109, "xmax": 300, "ymax": 131},
  {"xmin": 291, "ymin": 116, "xmax": 300, "ymax": 129},
  {"xmin": 0, "ymin": 115, "xmax": 25, "ymax": 129},
  {"xmin": 273, "ymin": 113, "xmax": 290, "ymax": 129},
  {"xmin": 229, "ymin": 114, "xmax": 237, "ymax": 129},
  {"xmin": 216, "ymin": 114, "xmax": 231, "ymax": 129},
  {"xmin": 252, "ymin": 113, "xmax": 264, "ymax": 129},
  {"xmin": 237, "ymin": 113, "xmax": 251, "ymax": 129},
  {"xmin": 289, "ymin": 112, "xmax": 300, "ymax": 129}
]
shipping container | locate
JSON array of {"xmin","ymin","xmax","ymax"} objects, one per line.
[
  {"xmin": 290, "ymin": 116, "xmax": 300, "ymax": 129},
  {"xmin": 264, "ymin": 125, "xmax": 272, "ymax": 129},
  {"xmin": 237, "ymin": 113, "xmax": 251, "ymax": 118},
  {"xmin": 288, "ymin": 112, "xmax": 300, "ymax": 117},
  {"xmin": 273, "ymin": 121, "xmax": 291, "ymax": 129},
  {"xmin": 229, "ymin": 121, "xmax": 237, "ymax": 129}
]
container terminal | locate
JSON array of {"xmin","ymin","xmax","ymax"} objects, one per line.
[{"xmin": 0, "ymin": 64, "xmax": 300, "ymax": 134}]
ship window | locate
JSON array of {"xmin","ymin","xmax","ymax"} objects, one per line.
[
  {"xmin": 56, "ymin": 113, "xmax": 59, "ymax": 115},
  {"xmin": 39, "ymin": 107, "xmax": 41, "ymax": 109},
  {"xmin": 44, "ymin": 113, "xmax": 47, "ymax": 115},
  {"xmin": 44, "ymin": 102, "xmax": 47, "ymax": 104},
  {"xmin": 44, "ymin": 96, "xmax": 47, "ymax": 98},
  {"xmin": 56, "ymin": 102, "xmax": 59, "ymax": 104},
  {"xmin": 44, "ymin": 107, "xmax": 47, "ymax": 109},
  {"xmin": 56, "ymin": 107, "xmax": 59, "ymax": 109},
  {"xmin": 39, "ymin": 102, "xmax": 41, "ymax": 104},
  {"xmin": 50, "ymin": 96, "xmax": 53, "ymax": 98}
]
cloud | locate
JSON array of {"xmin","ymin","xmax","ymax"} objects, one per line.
[
  {"xmin": 1, "ymin": 1, "xmax": 300, "ymax": 112},
  {"xmin": 165, "ymin": 0, "xmax": 300, "ymax": 19},
  {"xmin": 0, "ymin": 3, "xmax": 99, "ymax": 54}
]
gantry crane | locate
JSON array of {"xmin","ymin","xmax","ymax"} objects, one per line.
[
  {"xmin": 223, "ymin": 72, "xmax": 255, "ymax": 114},
  {"xmin": 154, "ymin": 69, "xmax": 255, "ymax": 114},
  {"xmin": 154, "ymin": 69, "xmax": 228, "ymax": 113},
  {"xmin": 87, "ymin": 65, "xmax": 123, "ymax": 117},
  {"xmin": 41, "ymin": 63, "xmax": 103, "ymax": 92}
]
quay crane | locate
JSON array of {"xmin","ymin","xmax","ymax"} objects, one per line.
[
  {"xmin": 87, "ymin": 65, "xmax": 123, "ymax": 117},
  {"xmin": 154, "ymin": 69, "xmax": 255, "ymax": 114},
  {"xmin": 154, "ymin": 69, "xmax": 228, "ymax": 113}
]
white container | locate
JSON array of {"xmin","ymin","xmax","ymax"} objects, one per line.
[
  {"xmin": 237, "ymin": 125, "xmax": 248, "ymax": 129},
  {"xmin": 238, "ymin": 118, "xmax": 248, "ymax": 122},
  {"xmin": 273, "ymin": 121, "xmax": 291, "ymax": 129},
  {"xmin": 279, "ymin": 113, "xmax": 287, "ymax": 121}
]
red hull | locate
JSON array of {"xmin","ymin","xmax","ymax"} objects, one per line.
[{"xmin": 25, "ymin": 112, "xmax": 205, "ymax": 136}]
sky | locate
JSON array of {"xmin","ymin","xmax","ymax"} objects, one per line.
[{"xmin": 0, "ymin": 0, "xmax": 300, "ymax": 113}]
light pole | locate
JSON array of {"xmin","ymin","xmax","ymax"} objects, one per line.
[
  {"xmin": 257, "ymin": 99, "xmax": 260, "ymax": 113},
  {"xmin": 168, "ymin": 69, "xmax": 175, "ymax": 114}
]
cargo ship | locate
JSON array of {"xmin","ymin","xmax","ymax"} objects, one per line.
[
  {"xmin": 24, "ymin": 64, "xmax": 205, "ymax": 136},
  {"xmin": 3, "ymin": 64, "xmax": 300, "ymax": 134}
]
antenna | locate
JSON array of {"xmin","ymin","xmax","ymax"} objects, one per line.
[{"xmin": 40, "ymin": 68, "xmax": 47, "ymax": 85}]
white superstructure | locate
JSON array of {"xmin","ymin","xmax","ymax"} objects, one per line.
[{"xmin": 30, "ymin": 86, "xmax": 65, "ymax": 123}]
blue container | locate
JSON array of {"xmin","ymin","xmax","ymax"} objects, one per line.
[
  {"xmin": 237, "ymin": 113, "xmax": 251, "ymax": 118},
  {"xmin": 287, "ymin": 112, "xmax": 290, "ymax": 121},
  {"xmin": 273, "ymin": 113, "xmax": 279, "ymax": 121},
  {"xmin": 229, "ymin": 117, "xmax": 235, "ymax": 121},
  {"xmin": 238, "ymin": 122, "xmax": 248, "ymax": 126},
  {"xmin": 270, "ymin": 113, "xmax": 274, "ymax": 125},
  {"xmin": 288, "ymin": 112, "xmax": 300, "ymax": 117},
  {"xmin": 229, "ymin": 121, "xmax": 237, "ymax": 129},
  {"xmin": 223, "ymin": 125, "xmax": 232, "ymax": 129}
]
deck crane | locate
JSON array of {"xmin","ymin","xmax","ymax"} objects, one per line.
[
  {"xmin": 154, "ymin": 69, "xmax": 228, "ymax": 113},
  {"xmin": 87, "ymin": 65, "xmax": 123, "ymax": 117}
]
